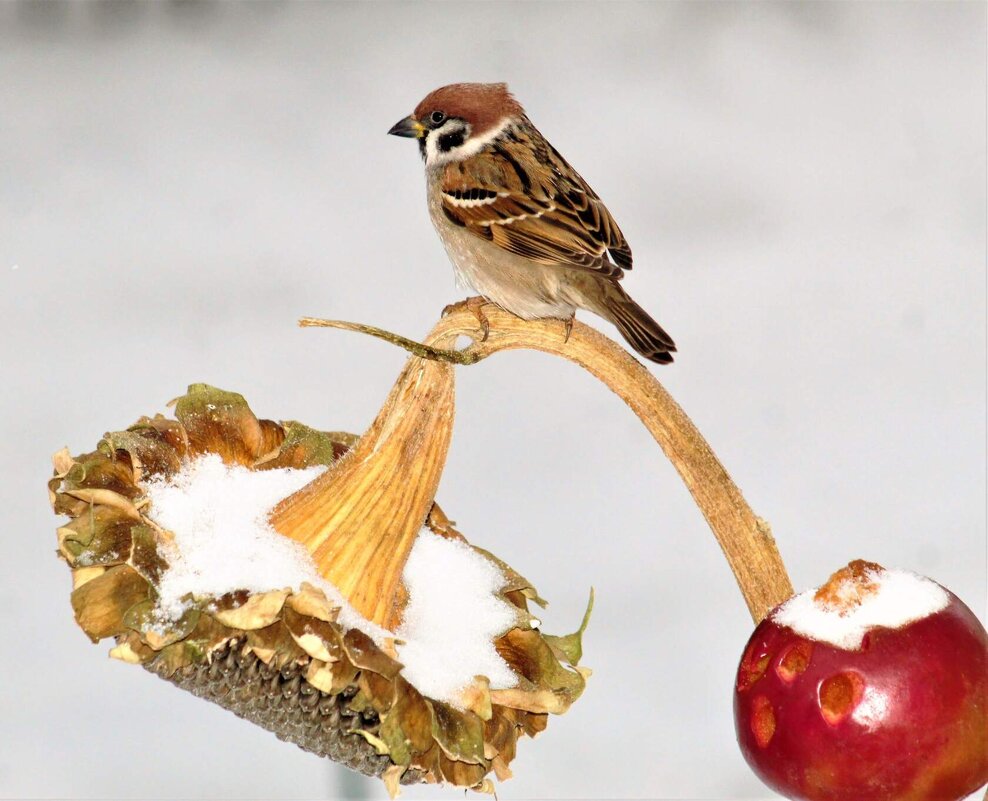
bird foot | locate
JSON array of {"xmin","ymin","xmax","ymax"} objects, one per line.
[
  {"xmin": 562, "ymin": 315, "xmax": 574, "ymax": 344},
  {"xmin": 442, "ymin": 296, "xmax": 491, "ymax": 342}
]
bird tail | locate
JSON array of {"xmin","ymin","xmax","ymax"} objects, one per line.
[{"xmin": 599, "ymin": 283, "xmax": 676, "ymax": 365}]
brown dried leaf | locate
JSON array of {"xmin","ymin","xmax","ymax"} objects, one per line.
[
  {"xmin": 305, "ymin": 659, "xmax": 359, "ymax": 695},
  {"xmin": 63, "ymin": 488, "xmax": 141, "ymax": 520},
  {"xmin": 256, "ymin": 421, "xmax": 346, "ymax": 470},
  {"xmin": 436, "ymin": 754, "xmax": 487, "ymax": 787},
  {"xmin": 71, "ymin": 565, "xmax": 106, "ymax": 589},
  {"xmin": 304, "ymin": 659, "xmax": 343, "ymax": 694},
  {"xmin": 59, "ymin": 510, "xmax": 133, "ymax": 567},
  {"xmin": 52, "ymin": 447, "xmax": 75, "ymax": 476},
  {"xmin": 358, "ymin": 670, "xmax": 397, "ymax": 715},
  {"xmin": 213, "ymin": 589, "xmax": 289, "ymax": 630},
  {"xmin": 341, "ymin": 628, "xmax": 402, "ymax": 680},
  {"xmin": 283, "ymin": 607, "xmax": 342, "ymax": 663},
  {"xmin": 128, "ymin": 524, "xmax": 169, "ymax": 585},
  {"xmin": 243, "ymin": 620, "xmax": 306, "ymax": 669},
  {"xmin": 109, "ymin": 631, "xmax": 156, "ymax": 664},
  {"xmin": 128, "ymin": 414, "xmax": 191, "ymax": 461},
  {"xmin": 429, "ymin": 699, "xmax": 486, "ymax": 765},
  {"xmin": 100, "ymin": 429, "xmax": 184, "ymax": 482},
  {"xmin": 379, "ymin": 678, "xmax": 434, "ymax": 766},
  {"xmin": 490, "ymin": 627, "xmax": 587, "ymax": 714},
  {"xmin": 61, "ymin": 451, "xmax": 142, "ymax": 500},
  {"xmin": 70, "ymin": 565, "xmax": 149, "ymax": 642},
  {"xmin": 520, "ymin": 711, "xmax": 548, "ymax": 738},
  {"xmin": 382, "ymin": 765, "xmax": 405, "ymax": 799},
  {"xmin": 285, "ymin": 582, "xmax": 339, "ymax": 623},
  {"xmin": 457, "ymin": 676, "xmax": 493, "ymax": 722},
  {"xmin": 174, "ymin": 384, "xmax": 283, "ymax": 465},
  {"xmin": 543, "ymin": 587, "xmax": 594, "ymax": 666},
  {"xmin": 153, "ymin": 614, "xmax": 236, "ymax": 676}
]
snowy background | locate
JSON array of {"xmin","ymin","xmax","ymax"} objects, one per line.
[{"xmin": 1, "ymin": 2, "xmax": 985, "ymax": 799}]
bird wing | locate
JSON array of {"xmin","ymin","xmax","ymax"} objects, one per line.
[{"xmin": 439, "ymin": 128, "xmax": 632, "ymax": 278}]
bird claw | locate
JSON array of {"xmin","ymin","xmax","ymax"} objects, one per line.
[
  {"xmin": 443, "ymin": 296, "xmax": 491, "ymax": 342},
  {"xmin": 562, "ymin": 315, "xmax": 574, "ymax": 344}
]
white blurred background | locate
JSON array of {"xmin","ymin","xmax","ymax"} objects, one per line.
[{"xmin": 1, "ymin": 2, "xmax": 984, "ymax": 799}]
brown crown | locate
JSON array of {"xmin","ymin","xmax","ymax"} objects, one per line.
[{"xmin": 413, "ymin": 82, "xmax": 524, "ymax": 135}]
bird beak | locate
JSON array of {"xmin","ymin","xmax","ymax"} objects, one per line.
[{"xmin": 388, "ymin": 115, "xmax": 425, "ymax": 139}]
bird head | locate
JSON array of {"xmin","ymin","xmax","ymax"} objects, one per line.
[{"xmin": 388, "ymin": 82, "xmax": 523, "ymax": 167}]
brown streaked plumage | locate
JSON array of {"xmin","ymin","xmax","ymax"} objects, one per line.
[
  {"xmin": 389, "ymin": 82, "xmax": 676, "ymax": 364},
  {"xmin": 439, "ymin": 127, "xmax": 630, "ymax": 279}
]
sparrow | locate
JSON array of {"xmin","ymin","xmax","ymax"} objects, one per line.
[{"xmin": 388, "ymin": 82, "xmax": 676, "ymax": 364}]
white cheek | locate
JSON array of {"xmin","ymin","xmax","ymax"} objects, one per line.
[
  {"xmin": 423, "ymin": 132, "xmax": 444, "ymax": 167},
  {"xmin": 424, "ymin": 117, "xmax": 513, "ymax": 168}
]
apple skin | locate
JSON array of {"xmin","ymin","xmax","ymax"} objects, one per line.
[{"xmin": 734, "ymin": 592, "xmax": 988, "ymax": 801}]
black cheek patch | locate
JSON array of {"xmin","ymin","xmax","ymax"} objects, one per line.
[{"xmin": 438, "ymin": 130, "xmax": 466, "ymax": 152}]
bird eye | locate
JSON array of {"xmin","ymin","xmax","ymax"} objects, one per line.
[{"xmin": 430, "ymin": 110, "xmax": 446, "ymax": 125}]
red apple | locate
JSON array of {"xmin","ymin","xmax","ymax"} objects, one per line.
[{"xmin": 734, "ymin": 561, "xmax": 988, "ymax": 801}]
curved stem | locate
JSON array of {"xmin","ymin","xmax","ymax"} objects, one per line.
[
  {"xmin": 301, "ymin": 306, "xmax": 793, "ymax": 623},
  {"xmin": 273, "ymin": 324, "xmax": 462, "ymax": 631}
]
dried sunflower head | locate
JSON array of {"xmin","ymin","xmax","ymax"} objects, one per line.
[{"xmin": 51, "ymin": 381, "xmax": 590, "ymax": 795}]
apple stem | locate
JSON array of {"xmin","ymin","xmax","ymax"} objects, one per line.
[{"xmin": 300, "ymin": 304, "xmax": 793, "ymax": 623}]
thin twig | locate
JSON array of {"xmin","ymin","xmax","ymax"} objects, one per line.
[{"xmin": 299, "ymin": 317, "xmax": 481, "ymax": 364}]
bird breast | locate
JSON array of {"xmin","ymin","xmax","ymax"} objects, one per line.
[{"xmin": 425, "ymin": 176, "xmax": 579, "ymax": 321}]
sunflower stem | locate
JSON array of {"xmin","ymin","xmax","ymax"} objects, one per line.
[{"xmin": 301, "ymin": 304, "xmax": 793, "ymax": 623}]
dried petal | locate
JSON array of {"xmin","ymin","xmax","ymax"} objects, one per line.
[
  {"xmin": 70, "ymin": 565, "xmax": 149, "ymax": 642},
  {"xmin": 213, "ymin": 589, "xmax": 289, "ymax": 630}
]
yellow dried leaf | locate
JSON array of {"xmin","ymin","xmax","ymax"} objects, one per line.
[
  {"xmin": 72, "ymin": 566, "xmax": 106, "ymax": 589},
  {"xmin": 212, "ymin": 589, "xmax": 289, "ymax": 630},
  {"xmin": 306, "ymin": 657, "xmax": 358, "ymax": 695},
  {"xmin": 109, "ymin": 640, "xmax": 144, "ymax": 664},
  {"xmin": 489, "ymin": 687, "xmax": 568, "ymax": 715},
  {"xmin": 283, "ymin": 607, "xmax": 341, "ymax": 663},
  {"xmin": 70, "ymin": 565, "xmax": 149, "ymax": 642},
  {"xmin": 286, "ymin": 582, "xmax": 339, "ymax": 623},
  {"xmin": 378, "ymin": 677, "xmax": 433, "ymax": 766},
  {"xmin": 64, "ymin": 488, "xmax": 141, "ymax": 520},
  {"xmin": 491, "ymin": 755, "xmax": 513, "ymax": 782},
  {"xmin": 304, "ymin": 660, "xmax": 337, "ymax": 694},
  {"xmin": 382, "ymin": 765, "xmax": 405, "ymax": 800},
  {"xmin": 52, "ymin": 448, "xmax": 75, "ymax": 476},
  {"xmin": 429, "ymin": 700, "xmax": 486, "ymax": 765},
  {"xmin": 543, "ymin": 588, "xmax": 594, "ymax": 666},
  {"xmin": 290, "ymin": 632, "xmax": 335, "ymax": 663},
  {"xmin": 249, "ymin": 646, "xmax": 276, "ymax": 664},
  {"xmin": 133, "ymin": 606, "xmax": 199, "ymax": 651},
  {"xmin": 380, "ymin": 637, "xmax": 402, "ymax": 661},
  {"xmin": 353, "ymin": 729, "xmax": 390, "ymax": 755},
  {"xmin": 174, "ymin": 384, "xmax": 282, "ymax": 465},
  {"xmin": 458, "ymin": 676, "xmax": 493, "ymax": 722},
  {"xmin": 341, "ymin": 628, "xmax": 402, "ymax": 680}
]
